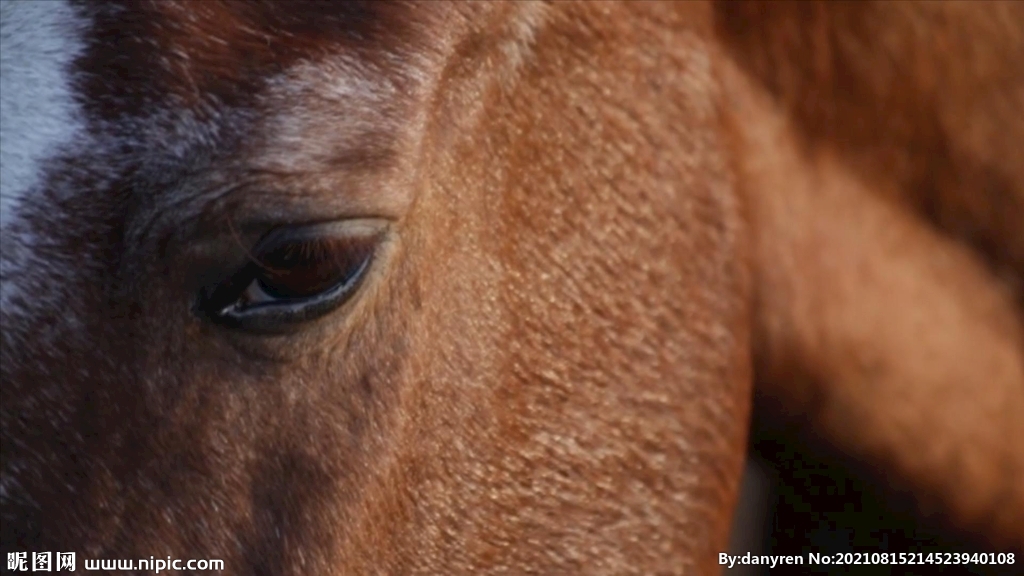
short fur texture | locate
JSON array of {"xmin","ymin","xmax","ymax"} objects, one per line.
[{"xmin": 0, "ymin": 1, "xmax": 1020, "ymax": 574}]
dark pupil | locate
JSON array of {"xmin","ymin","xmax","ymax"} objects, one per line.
[{"xmin": 253, "ymin": 236, "xmax": 373, "ymax": 300}]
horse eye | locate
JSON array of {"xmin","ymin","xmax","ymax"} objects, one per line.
[{"xmin": 197, "ymin": 221, "xmax": 383, "ymax": 333}]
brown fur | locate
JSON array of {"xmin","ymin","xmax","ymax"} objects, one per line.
[
  {"xmin": 0, "ymin": 1, "xmax": 1021, "ymax": 574},
  {"xmin": 716, "ymin": 0, "xmax": 1024, "ymax": 549}
]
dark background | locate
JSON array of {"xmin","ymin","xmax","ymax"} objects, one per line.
[{"xmin": 726, "ymin": 417, "xmax": 1021, "ymax": 576}]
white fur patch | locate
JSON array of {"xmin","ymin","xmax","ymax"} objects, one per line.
[{"xmin": 0, "ymin": 0, "xmax": 87, "ymax": 230}]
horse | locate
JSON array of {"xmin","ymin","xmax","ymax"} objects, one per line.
[{"xmin": 2, "ymin": 1, "xmax": 1021, "ymax": 574}]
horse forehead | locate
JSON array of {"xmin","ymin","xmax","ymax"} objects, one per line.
[
  {"xmin": 0, "ymin": 0, "xmax": 87, "ymax": 232},
  {"xmin": 0, "ymin": 1, "xmax": 431, "ymax": 302}
]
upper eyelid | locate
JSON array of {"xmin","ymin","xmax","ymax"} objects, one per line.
[
  {"xmin": 246, "ymin": 219, "xmax": 386, "ymax": 262},
  {"xmin": 253, "ymin": 220, "xmax": 385, "ymax": 253},
  {"xmin": 190, "ymin": 217, "xmax": 389, "ymax": 265},
  {"xmin": 255, "ymin": 218, "xmax": 391, "ymax": 242}
]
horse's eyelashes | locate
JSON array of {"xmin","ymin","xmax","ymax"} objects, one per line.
[
  {"xmin": 197, "ymin": 221, "xmax": 385, "ymax": 333},
  {"xmin": 252, "ymin": 234, "xmax": 376, "ymax": 300}
]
